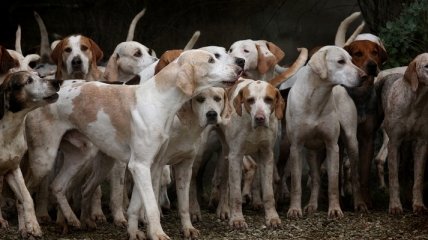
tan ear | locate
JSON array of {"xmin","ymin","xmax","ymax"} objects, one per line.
[
  {"xmin": 176, "ymin": 101, "xmax": 193, "ymax": 126},
  {"xmin": 377, "ymin": 44, "xmax": 388, "ymax": 64},
  {"xmin": 256, "ymin": 44, "xmax": 277, "ymax": 74},
  {"xmin": 177, "ymin": 63, "xmax": 195, "ymax": 96},
  {"xmin": 103, "ymin": 53, "xmax": 119, "ymax": 82},
  {"xmin": 220, "ymin": 89, "xmax": 232, "ymax": 119},
  {"xmin": 308, "ymin": 49, "xmax": 328, "ymax": 79},
  {"xmin": 88, "ymin": 38, "xmax": 104, "ymax": 63},
  {"xmin": 274, "ymin": 88, "xmax": 285, "ymax": 120},
  {"xmin": 51, "ymin": 39, "xmax": 65, "ymax": 79},
  {"xmin": 404, "ymin": 59, "xmax": 419, "ymax": 92},
  {"xmin": 233, "ymin": 89, "xmax": 244, "ymax": 116},
  {"xmin": 266, "ymin": 41, "xmax": 285, "ymax": 63},
  {"xmin": 0, "ymin": 46, "xmax": 18, "ymax": 73},
  {"xmin": 155, "ymin": 50, "xmax": 183, "ymax": 74}
]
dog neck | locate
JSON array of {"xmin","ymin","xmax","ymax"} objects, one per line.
[{"xmin": 0, "ymin": 110, "xmax": 31, "ymax": 143}]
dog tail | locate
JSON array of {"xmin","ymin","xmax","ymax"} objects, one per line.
[
  {"xmin": 183, "ymin": 31, "xmax": 201, "ymax": 50},
  {"xmin": 34, "ymin": 11, "xmax": 52, "ymax": 63},
  {"xmin": 15, "ymin": 25, "xmax": 22, "ymax": 55},
  {"xmin": 344, "ymin": 21, "xmax": 365, "ymax": 46},
  {"xmin": 335, "ymin": 11, "xmax": 362, "ymax": 47},
  {"xmin": 126, "ymin": 8, "xmax": 146, "ymax": 42},
  {"xmin": 268, "ymin": 48, "xmax": 308, "ymax": 88}
]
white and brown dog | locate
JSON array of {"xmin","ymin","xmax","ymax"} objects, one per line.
[
  {"xmin": 24, "ymin": 49, "xmax": 242, "ymax": 240},
  {"xmin": 0, "ymin": 71, "xmax": 59, "ymax": 238},
  {"xmin": 286, "ymin": 46, "xmax": 367, "ymax": 219},
  {"xmin": 51, "ymin": 34, "xmax": 103, "ymax": 80}
]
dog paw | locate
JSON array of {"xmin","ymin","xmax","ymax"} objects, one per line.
[
  {"xmin": 252, "ymin": 202, "xmax": 263, "ymax": 211},
  {"xmin": 21, "ymin": 220, "xmax": 42, "ymax": 238},
  {"xmin": 182, "ymin": 226, "xmax": 200, "ymax": 239},
  {"xmin": 37, "ymin": 214, "xmax": 52, "ymax": 224},
  {"xmin": 229, "ymin": 217, "xmax": 248, "ymax": 229},
  {"xmin": 92, "ymin": 213, "xmax": 107, "ymax": 223},
  {"xmin": 129, "ymin": 230, "xmax": 146, "ymax": 240},
  {"xmin": 81, "ymin": 218, "xmax": 97, "ymax": 230},
  {"xmin": 287, "ymin": 207, "xmax": 302, "ymax": 219},
  {"xmin": 389, "ymin": 202, "xmax": 403, "ymax": 215},
  {"xmin": 190, "ymin": 212, "xmax": 202, "ymax": 223},
  {"xmin": 413, "ymin": 203, "xmax": 427, "ymax": 214},
  {"xmin": 0, "ymin": 218, "xmax": 9, "ymax": 228},
  {"xmin": 328, "ymin": 207, "xmax": 344, "ymax": 219},
  {"xmin": 68, "ymin": 217, "xmax": 81, "ymax": 228},
  {"xmin": 114, "ymin": 217, "xmax": 128, "ymax": 228},
  {"xmin": 266, "ymin": 217, "xmax": 281, "ymax": 228},
  {"xmin": 216, "ymin": 204, "xmax": 230, "ymax": 220},
  {"xmin": 151, "ymin": 232, "xmax": 170, "ymax": 240},
  {"xmin": 354, "ymin": 201, "xmax": 368, "ymax": 213},
  {"xmin": 304, "ymin": 204, "xmax": 318, "ymax": 214}
]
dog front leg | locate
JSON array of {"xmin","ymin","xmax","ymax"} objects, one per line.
[
  {"xmin": 0, "ymin": 176, "xmax": 8, "ymax": 228},
  {"xmin": 228, "ymin": 151, "xmax": 247, "ymax": 229},
  {"xmin": 5, "ymin": 167, "xmax": 42, "ymax": 238},
  {"xmin": 174, "ymin": 159, "xmax": 200, "ymax": 239},
  {"xmin": 412, "ymin": 140, "xmax": 427, "ymax": 214},
  {"xmin": 257, "ymin": 150, "xmax": 281, "ymax": 228},
  {"xmin": 304, "ymin": 149, "xmax": 320, "ymax": 214},
  {"xmin": 375, "ymin": 128, "xmax": 389, "ymax": 190},
  {"xmin": 287, "ymin": 144, "xmax": 303, "ymax": 218},
  {"xmin": 387, "ymin": 138, "xmax": 403, "ymax": 214},
  {"xmin": 325, "ymin": 143, "xmax": 343, "ymax": 219}
]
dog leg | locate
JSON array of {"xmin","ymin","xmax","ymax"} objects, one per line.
[
  {"xmin": 189, "ymin": 155, "xmax": 202, "ymax": 222},
  {"xmin": 258, "ymin": 150, "xmax": 281, "ymax": 228},
  {"xmin": 5, "ymin": 167, "xmax": 42, "ymax": 238},
  {"xmin": 304, "ymin": 150, "xmax": 320, "ymax": 214},
  {"xmin": 0, "ymin": 177, "xmax": 8, "ymax": 228},
  {"xmin": 250, "ymin": 164, "xmax": 263, "ymax": 210},
  {"xmin": 287, "ymin": 144, "xmax": 303, "ymax": 218},
  {"xmin": 242, "ymin": 156, "xmax": 257, "ymax": 205},
  {"xmin": 325, "ymin": 143, "xmax": 343, "ymax": 219},
  {"xmin": 35, "ymin": 176, "xmax": 52, "ymax": 223},
  {"xmin": 375, "ymin": 129, "xmax": 388, "ymax": 190},
  {"xmin": 174, "ymin": 160, "xmax": 200, "ymax": 239},
  {"xmin": 412, "ymin": 140, "xmax": 427, "ymax": 214},
  {"xmin": 388, "ymin": 138, "xmax": 403, "ymax": 214},
  {"xmin": 228, "ymin": 152, "xmax": 247, "ymax": 229},
  {"xmin": 91, "ymin": 186, "xmax": 106, "ymax": 222},
  {"xmin": 109, "ymin": 161, "xmax": 128, "ymax": 227},
  {"xmin": 216, "ymin": 154, "xmax": 230, "ymax": 220},
  {"xmin": 127, "ymin": 185, "xmax": 146, "ymax": 240}
]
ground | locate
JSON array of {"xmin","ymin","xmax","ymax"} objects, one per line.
[{"xmin": 1, "ymin": 206, "xmax": 428, "ymax": 239}]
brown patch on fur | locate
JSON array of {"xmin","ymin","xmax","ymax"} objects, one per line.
[
  {"xmin": 70, "ymin": 84, "xmax": 136, "ymax": 142},
  {"xmin": 265, "ymin": 84, "xmax": 285, "ymax": 120},
  {"xmin": 155, "ymin": 50, "xmax": 183, "ymax": 74},
  {"xmin": 344, "ymin": 40, "xmax": 387, "ymax": 75},
  {"xmin": 0, "ymin": 46, "xmax": 19, "ymax": 74}
]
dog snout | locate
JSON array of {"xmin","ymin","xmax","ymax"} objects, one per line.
[
  {"xmin": 235, "ymin": 57, "xmax": 245, "ymax": 69},
  {"xmin": 254, "ymin": 114, "xmax": 266, "ymax": 126},
  {"xmin": 50, "ymin": 79, "xmax": 61, "ymax": 91},
  {"xmin": 71, "ymin": 56, "xmax": 82, "ymax": 68},
  {"xmin": 206, "ymin": 110, "xmax": 218, "ymax": 124},
  {"xmin": 366, "ymin": 61, "xmax": 378, "ymax": 76}
]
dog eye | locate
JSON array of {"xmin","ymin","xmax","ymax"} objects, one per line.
[
  {"xmin": 338, "ymin": 59, "xmax": 346, "ymax": 64},
  {"xmin": 246, "ymin": 97, "xmax": 255, "ymax": 105},
  {"xmin": 213, "ymin": 96, "xmax": 222, "ymax": 102},
  {"xmin": 81, "ymin": 45, "xmax": 88, "ymax": 51},
  {"xmin": 264, "ymin": 97, "xmax": 273, "ymax": 104},
  {"xmin": 244, "ymin": 49, "xmax": 249, "ymax": 53},
  {"xmin": 196, "ymin": 96, "xmax": 205, "ymax": 103},
  {"xmin": 64, "ymin": 47, "xmax": 72, "ymax": 53},
  {"xmin": 134, "ymin": 50, "xmax": 142, "ymax": 58},
  {"xmin": 27, "ymin": 77, "xmax": 34, "ymax": 84},
  {"xmin": 214, "ymin": 53, "xmax": 221, "ymax": 59},
  {"xmin": 208, "ymin": 57, "xmax": 215, "ymax": 63},
  {"xmin": 354, "ymin": 52, "xmax": 363, "ymax": 57}
]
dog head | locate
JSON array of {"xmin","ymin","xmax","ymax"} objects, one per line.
[
  {"xmin": 51, "ymin": 35, "xmax": 103, "ymax": 80},
  {"xmin": 344, "ymin": 40, "xmax": 387, "ymax": 77},
  {"xmin": 233, "ymin": 80, "xmax": 284, "ymax": 128},
  {"xmin": 173, "ymin": 49, "xmax": 243, "ymax": 96},
  {"xmin": 104, "ymin": 41, "xmax": 157, "ymax": 82},
  {"xmin": 191, "ymin": 87, "xmax": 230, "ymax": 127},
  {"xmin": 0, "ymin": 71, "xmax": 60, "ymax": 119},
  {"xmin": 308, "ymin": 46, "xmax": 367, "ymax": 88},
  {"xmin": 403, "ymin": 53, "xmax": 428, "ymax": 92},
  {"xmin": 228, "ymin": 40, "xmax": 284, "ymax": 78}
]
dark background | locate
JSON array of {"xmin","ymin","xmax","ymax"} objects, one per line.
[{"xmin": 0, "ymin": 0, "xmax": 366, "ymax": 64}]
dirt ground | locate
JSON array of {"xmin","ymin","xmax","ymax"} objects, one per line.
[{"xmin": 2, "ymin": 202, "xmax": 428, "ymax": 240}]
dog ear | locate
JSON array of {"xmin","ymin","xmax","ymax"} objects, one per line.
[
  {"xmin": 256, "ymin": 44, "xmax": 277, "ymax": 74},
  {"xmin": 377, "ymin": 44, "xmax": 388, "ymax": 64},
  {"xmin": 308, "ymin": 49, "xmax": 328, "ymax": 79},
  {"xmin": 51, "ymin": 39, "xmax": 65, "ymax": 79},
  {"xmin": 103, "ymin": 53, "xmax": 119, "ymax": 82},
  {"xmin": 176, "ymin": 101, "xmax": 193, "ymax": 126},
  {"xmin": 274, "ymin": 88, "xmax": 286, "ymax": 120},
  {"xmin": 88, "ymin": 38, "xmax": 104, "ymax": 63},
  {"xmin": 404, "ymin": 59, "xmax": 419, "ymax": 92},
  {"xmin": 266, "ymin": 41, "xmax": 285, "ymax": 63},
  {"xmin": 233, "ymin": 89, "xmax": 244, "ymax": 116},
  {"xmin": 220, "ymin": 88, "xmax": 232, "ymax": 120},
  {"xmin": 0, "ymin": 85, "xmax": 6, "ymax": 120},
  {"xmin": 155, "ymin": 50, "xmax": 182, "ymax": 74},
  {"xmin": 0, "ymin": 46, "xmax": 19, "ymax": 74},
  {"xmin": 177, "ymin": 63, "xmax": 195, "ymax": 96}
]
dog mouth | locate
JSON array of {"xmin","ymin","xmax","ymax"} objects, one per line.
[{"xmin": 43, "ymin": 93, "xmax": 59, "ymax": 103}]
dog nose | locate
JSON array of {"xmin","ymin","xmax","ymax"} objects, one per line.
[
  {"xmin": 71, "ymin": 57, "xmax": 82, "ymax": 67},
  {"xmin": 51, "ymin": 79, "xmax": 61, "ymax": 91},
  {"xmin": 206, "ymin": 110, "xmax": 218, "ymax": 122},
  {"xmin": 235, "ymin": 57, "xmax": 245, "ymax": 69},
  {"xmin": 255, "ymin": 115, "xmax": 265, "ymax": 126},
  {"xmin": 366, "ymin": 61, "xmax": 378, "ymax": 76}
]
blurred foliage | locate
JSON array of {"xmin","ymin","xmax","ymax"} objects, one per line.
[{"xmin": 379, "ymin": 0, "xmax": 428, "ymax": 68}]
